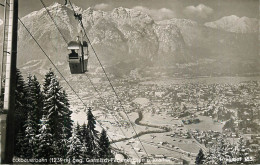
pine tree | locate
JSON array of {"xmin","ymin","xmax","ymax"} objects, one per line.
[
  {"xmin": 14, "ymin": 69, "xmax": 28, "ymax": 157},
  {"xmin": 98, "ymin": 129, "xmax": 113, "ymax": 159},
  {"xmin": 43, "ymin": 69, "xmax": 55, "ymax": 96},
  {"xmin": 195, "ymin": 149, "xmax": 205, "ymax": 165},
  {"xmin": 36, "ymin": 116, "xmax": 54, "ymax": 163},
  {"xmin": 24, "ymin": 114, "xmax": 37, "ymax": 158},
  {"xmin": 14, "ymin": 70, "xmax": 28, "ymax": 135},
  {"xmin": 14, "ymin": 130, "xmax": 25, "ymax": 158},
  {"xmin": 81, "ymin": 141, "xmax": 88, "ymax": 162},
  {"xmin": 214, "ymin": 137, "xmax": 228, "ymax": 164},
  {"xmin": 43, "ymin": 77, "xmax": 64, "ymax": 154},
  {"xmin": 81, "ymin": 123, "xmax": 88, "ymax": 143},
  {"xmin": 236, "ymin": 137, "xmax": 246, "ymax": 163},
  {"xmin": 29, "ymin": 75, "xmax": 43, "ymax": 129},
  {"xmin": 86, "ymin": 107, "xmax": 99, "ymax": 158},
  {"xmin": 59, "ymin": 126, "xmax": 69, "ymax": 159},
  {"xmin": 75, "ymin": 122, "xmax": 82, "ymax": 141},
  {"xmin": 43, "ymin": 71, "xmax": 73, "ymax": 157},
  {"xmin": 66, "ymin": 127, "xmax": 83, "ymax": 164},
  {"xmin": 81, "ymin": 123, "xmax": 89, "ymax": 159},
  {"xmin": 19, "ymin": 75, "xmax": 42, "ymax": 158},
  {"xmin": 60, "ymin": 90, "xmax": 73, "ymax": 138},
  {"xmin": 26, "ymin": 75, "xmax": 43, "ymax": 130}
]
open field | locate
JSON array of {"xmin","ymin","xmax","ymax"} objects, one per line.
[
  {"xmin": 141, "ymin": 111, "xmax": 181, "ymax": 126},
  {"xmin": 184, "ymin": 115, "xmax": 225, "ymax": 132}
]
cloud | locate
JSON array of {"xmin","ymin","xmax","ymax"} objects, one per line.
[
  {"xmin": 93, "ymin": 3, "xmax": 111, "ymax": 11},
  {"xmin": 183, "ymin": 4, "xmax": 213, "ymax": 19},
  {"xmin": 133, "ymin": 6, "xmax": 175, "ymax": 21}
]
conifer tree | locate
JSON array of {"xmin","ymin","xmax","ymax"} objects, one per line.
[
  {"xmin": 81, "ymin": 141, "xmax": 88, "ymax": 162},
  {"xmin": 237, "ymin": 137, "xmax": 246, "ymax": 163},
  {"xmin": 14, "ymin": 69, "xmax": 28, "ymax": 136},
  {"xmin": 59, "ymin": 126, "xmax": 69, "ymax": 159},
  {"xmin": 24, "ymin": 114, "xmax": 37, "ymax": 158},
  {"xmin": 36, "ymin": 116, "xmax": 54, "ymax": 163},
  {"xmin": 43, "ymin": 77, "xmax": 64, "ymax": 156},
  {"xmin": 14, "ymin": 69, "xmax": 28, "ymax": 156},
  {"xmin": 215, "ymin": 137, "xmax": 227, "ymax": 164},
  {"xmin": 61, "ymin": 90, "xmax": 73, "ymax": 138},
  {"xmin": 98, "ymin": 129, "xmax": 113, "ymax": 159},
  {"xmin": 26, "ymin": 75, "xmax": 43, "ymax": 131},
  {"xmin": 43, "ymin": 69, "xmax": 55, "ymax": 95},
  {"xmin": 195, "ymin": 149, "xmax": 205, "ymax": 165},
  {"xmin": 86, "ymin": 107, "xmax": 99, "ymax": 158},
  {"xmin": 66, "ymin": 127, "xmax": 83, "ymax": 163},
  {"xmin": 29, "ymin": 75, "xmax": 43, "ymax": 128},
  {"xmin": 81, "ymin": 123, "xmax": 89, "ymax": 159},
  {"xmin": 75, "ymin": 122, "xmax": 81, "ymax": 139},
  {"xmin": 43, "ymin": 71, "xmax": 73, "ymax": 157},
  {"xmin": 19, "ymin": 75, "xmax": 42, "ymax": 158},
  {"xmin": 14, "ymin": 131, "xmax": 25, "ymax": 158},
  {"xmin": 44, "ymin": 76, "xmax": 63, "ymax": 139},
  {"xmin": 81, "ymin": 123, "xmax": 88, "ymax": 143}
]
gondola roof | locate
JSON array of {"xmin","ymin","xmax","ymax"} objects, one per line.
[{"xmin": 68, "ymin": 41, "xmax": 81, "ymax": 50}]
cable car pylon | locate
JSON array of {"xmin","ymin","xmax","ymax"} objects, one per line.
[{"xmin": 0, "ymin": 0, "xmax": 18, "ymax": 163}]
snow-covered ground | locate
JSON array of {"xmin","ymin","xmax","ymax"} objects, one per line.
[
  {"xmin": 133, "ymin": 98, "xmax": 150, "ymax": 107},
  {"xmin": 69, "ymin": 91, "xmax": 226, "ymax": 162},
  {"xmin": 184, "ymin": 115, "xmax": 224, "ymax": 132},
  {"xmin": 141, "ymin": 111, "xmax": 180, "ymax": 126}
]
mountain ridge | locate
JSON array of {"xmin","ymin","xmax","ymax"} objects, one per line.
[
  {"xmin": 204, "ymin": 15, "xmax": 258, "ymax": 33},
  {"xmin": 0, "ymin": 3, "xmax": 258, "ymax": 77}
]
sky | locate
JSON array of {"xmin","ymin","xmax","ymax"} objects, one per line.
[{"xmin": 0, "ymin": 0, "xmax": 258, "ymax": 23}]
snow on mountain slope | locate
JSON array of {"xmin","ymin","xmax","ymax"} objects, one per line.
[
  {"xmin": 158, "ymin": 18, "xmax": 199, "ymax": 46},
  {"xmin": 110, "ymin": 7, "xmax": 158, "ymax": 59},
  {"xmin": 82, "ymin": 7, "xmax": 158, "ymax": 60},
  {"xmin": 204, "ymin": 15, "xmax": 258, "ymax": 33},
  {"xmin": 16, "ymin": 3, "xmax": 259, "ymax": 76},
  {"xmin": 18, "ymin": 2, "xmax": 80, "ymax": 64},
  {"xmin": 18, "ymin": 3, "xmax": 187, "ymax": 64}
]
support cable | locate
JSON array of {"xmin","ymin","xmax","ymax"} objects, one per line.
[
  {"xmin": 17, "ymin": 17, "xmax": 123, "ymax": 152},
  {"xmin": 39, "ymin": 0, "xmax": 68, "ymax": 44},
  {"xmin": 68, "ymin": 0, "xmax": 150, "ymax": 158},
  {"xmin": 39, "ymin": 0, "xmax": 140, "ymax": 158}
]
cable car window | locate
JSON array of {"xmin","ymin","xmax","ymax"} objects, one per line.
[{"xmin": 69, "ymin": 50, "xmax": 79, "ymax": 59}]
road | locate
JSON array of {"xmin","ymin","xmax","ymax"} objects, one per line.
[
  {"xmin": 113, "ymin": 111, "xmax": 200, "ymax": 163},
  {"xmin": 180, "ymin": 120, "xmax": 208, "ymax": 153},
  {"xmin": 111, "ymin": 111, "xmax": 169, "ymax": 143}
]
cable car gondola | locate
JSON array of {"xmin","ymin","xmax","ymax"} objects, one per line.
[{"xmin": 67, "ymin": 36, "xmax": 89, "ymax": 74}]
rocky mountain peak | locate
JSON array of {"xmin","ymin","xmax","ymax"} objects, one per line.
[
  {"xmin": 111, "ymin": 7, "xmax": 154, "ymax": 24},
  {"xmin": 10, "ymin": 3, "xmax": 257, "ymax": 77}
]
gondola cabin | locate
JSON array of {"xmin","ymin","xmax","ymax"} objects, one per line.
[{"xmin": 67, "ymin": 40, "xmax": 89, "ymax": 74}]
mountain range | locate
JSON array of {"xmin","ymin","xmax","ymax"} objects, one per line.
[
  {"xmin": 0, "ymin": 2, "xmax": 259, "ymax": 77},
  {"xmin": 205, "ymin": 15, "xmax": 258, "ymax": 33}
]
